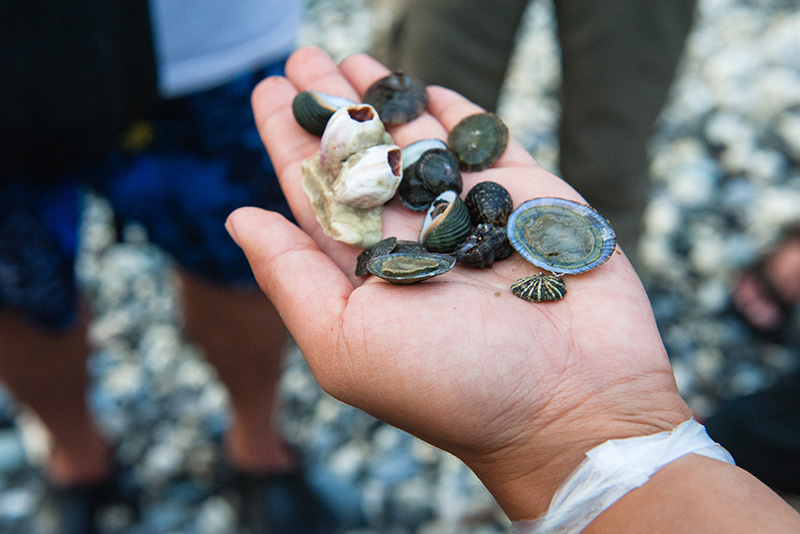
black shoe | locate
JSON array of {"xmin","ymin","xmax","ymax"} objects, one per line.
[
  {"xmin": 37, "ymin": 464, "xmax": 139, "ymax": 534},
  {"xmin": 233, "ymin": 469, "xmax": 339, "ymax": 534},
  {"xmin": 705, "ymin": 370, "xmax": 800, "ymax": 494}
]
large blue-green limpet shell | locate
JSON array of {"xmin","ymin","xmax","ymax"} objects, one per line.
[
  {"xmin": 507, "ymin": 197, "xmax": 616, "ymax": 275},
  {"xmin": 366, "ymin": 252, "xmax": 456, "ymax": 285}
]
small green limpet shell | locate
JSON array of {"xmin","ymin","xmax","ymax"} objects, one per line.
[{"xmin": 447, "ymin": 113, "xmax": 509, "ymax": 172}]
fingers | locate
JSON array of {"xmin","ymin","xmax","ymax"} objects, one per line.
[{"xmin": 225, "ymin": 207, "xmax": 352, "ymax": 350}]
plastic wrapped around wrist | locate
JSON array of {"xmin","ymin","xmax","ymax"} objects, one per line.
[{"xmin": 510, "ymin": 418, "xmax": 734, "ymax": 534}]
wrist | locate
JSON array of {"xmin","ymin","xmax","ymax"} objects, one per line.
[{"xmin": 463, "ymin": 376, "xmax": 692, "ymax": 521}]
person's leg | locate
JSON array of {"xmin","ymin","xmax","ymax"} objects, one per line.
[
  {"xmin": 0, "ymin": 181, "xmax": 112, "ymax": 486},
  {"xmin": 553, "ymin": 0, "xmax": 697, "ymax": 261},
  {"xmin": 177, "ymin": 270, "xmax": 295, "ymax": 473},
  {"xmin": 380, "ymin": 0, "xmax": 529, "ymax": 112},
  {"xmin": 0, "ymin": 308, "xmax": 112, "ymax": 486}
]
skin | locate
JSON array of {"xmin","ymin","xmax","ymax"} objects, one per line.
[{"xmin": 226, "ymin": 47, "xmax": 800, "ymax": 530}]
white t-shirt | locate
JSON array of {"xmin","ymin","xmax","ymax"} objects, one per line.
[{"xmin": 148, "ymin": 0, "xmax": 301, "ymax": 97}]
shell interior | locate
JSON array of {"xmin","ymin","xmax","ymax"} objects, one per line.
[
  {"xmin": 507, "ymin": 197, "xmax": 616, "ymax": 275},
  {"xmin": 366, "ymin": 252, "xmax": 456, "ymax": 284}
]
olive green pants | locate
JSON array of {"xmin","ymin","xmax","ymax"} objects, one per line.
[{"xmin": 380, "ymin": 0, "xmax": 697, "ymax": 261}]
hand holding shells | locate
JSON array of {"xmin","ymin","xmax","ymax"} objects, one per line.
[{"xmin": 233, "ymin": 47, "xmax": 694, "ymax": 523}]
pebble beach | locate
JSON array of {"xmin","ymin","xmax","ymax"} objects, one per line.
[{"xmin": 1, "ymin": 0, "xmax": 798, "ymax": 531}]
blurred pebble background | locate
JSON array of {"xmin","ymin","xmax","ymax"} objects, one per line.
[{"xmin": 1, "ymin": 0, "xmax": 798, "ymax": 531}]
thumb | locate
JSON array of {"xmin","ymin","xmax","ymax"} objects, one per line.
[{"xmin": 225, "ymin": 206, "xmax": 352, "ymax": 354}]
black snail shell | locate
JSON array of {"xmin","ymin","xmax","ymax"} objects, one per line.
[
  {"xmin": 366, "ymin": 252, "xmax": 456, "ymax": 284},
  {"xmin": 363, "ymin": 72, "xmax": 429, "ymax": 126},
  {"xmin": 451, "ymin": 223, "xmax": 510, "ymax": 268},
  {"xmin": 464, "ymin": 181, "xmax": 513, "ymax": 226},
  {"xmin": 447, "ymin": 113, "xmax": 509, "ymax": 172},
  {"xmin": 397, "ymin": 147, "xmax": 462, "ymax": 211}
]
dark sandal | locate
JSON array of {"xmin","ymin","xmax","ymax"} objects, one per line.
[{"xmin": 732, "ymin": 226, "xmax": 800, "ymax": 341}]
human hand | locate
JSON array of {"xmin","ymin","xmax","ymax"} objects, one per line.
[{"xmin": 227, "ymin": 47, "xmax": 692, "ymax": 520}]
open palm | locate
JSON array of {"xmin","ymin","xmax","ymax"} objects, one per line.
[{"xmin": 229, "ymin": 47, "xmax": 691, "ymax": 518}]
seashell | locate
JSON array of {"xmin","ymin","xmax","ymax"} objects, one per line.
[
  {"xmin": 398, "ymin": 147, "xmax": 463, "ymax": 211},
  {"xmin": 363, "ymin": 72, "xmax": 429, "ymax": 126},
  {"xmin": 333, "ymin": 144, "xmax": 402, "ymax": 209},
  {"xmin": 356, "ymin": 237, "xmax": 398, "ymax": 276},
  {"xmin": 465, "ymin": 181, "xmax": 513, "ymax": 226},
  {"xmin": 366, "ymin": 252, "xmax": 456, "ymax": 284},
  {"xmin": 356, "ymin": 238, "xmax": 429, "ymax": 276},
  {"xmin": 401, "ymin": 138, "xmax": 448, "ymax": 169},
  {"xmin": 320, "ymin": 104, "xmax": 388, "ymax": 174},
  {"xmin": 447, "ymin": 113, "xmax": 509, "ymax": 171},
  {"xmin": 507, "ymin": 197, "xmax": 616, "ymax": 275},
  {"xmin": 511, "ymin": 274, "xmax": 567, "ymax": 302},
  {"xmin": 451, "ymin": 223, "xmax": 509, "ymax": 268},
  {"xmin": 292, "ymin": 90, "xmax": 357, "ymax": 136},
  {"xmin": 419, "ymin": 190, "xmax": 472, "ymax": 253}
]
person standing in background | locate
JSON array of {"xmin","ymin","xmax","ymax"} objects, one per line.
[
  {"xmin": 380, "ymin": 0, "xmax": 697, "ymax": 264},
  {"xmin": 0, "ymin": 2, "xmax": 337, "ymax": 533}
]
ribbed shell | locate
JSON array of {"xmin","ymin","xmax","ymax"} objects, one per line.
[
  {"xmin": 511, "ymin": 274, "xmax": 567, "ymax": 302},
  {"xmin": 419, "ymin": 191, "xmax": 472, "ymax": 253}
]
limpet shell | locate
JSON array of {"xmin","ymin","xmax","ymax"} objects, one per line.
[
  {"xmin": 366, "ymin": 252, "xmax": 456, "ymax": 285},
  {"xmin": 363, "ymin": 72, "xmax": 429, "ymax": 126},
  {"xmin": 507, "ymin": 197, "xmax": 616, "ymax": 275},
  {"xmin": 447, "ymin": 113, "xmax": 509, "ymax": 172},
  {"xmin": 511, "ymin": 274, "xmax": 567, "ymax": 302}
]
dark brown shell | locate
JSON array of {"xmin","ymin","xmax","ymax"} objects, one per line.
[
  {"xmin": 451, "ymin": 223, "xmax": 510, "ymax": 268},
  {"xmin": 363, "ymin": 72, "xmax": 429, "ymax": 126},
  {"xmin": 465, "ymin": 181, "xmax": 513, "ymax": 226},
  {"xmin": 447, "ymin": 113, "xmax": 509, "ymax": 171}
]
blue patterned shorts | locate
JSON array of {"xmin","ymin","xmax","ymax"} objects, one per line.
[{"xmin": 0, "ymin": 61, "xmax": 291, "ymax": 330}]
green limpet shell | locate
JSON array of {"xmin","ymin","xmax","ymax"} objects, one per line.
[{"xmin": 447, "ymin": 113, "xmax": 509, "ymax": 172}]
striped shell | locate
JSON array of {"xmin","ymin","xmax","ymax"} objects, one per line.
[
  {"xmin": 511, "ymin": 274, "xmax": 567, "ymax": 302},
  {"xmin": 292, "ymin": 90, "xmax": 356, "ymax": 136},
  {"xmin": 507, "ymin": 197, "xmax": 616, "ymax": 275},
  {"xmin": 419, "ymin": 190, "xmax": 472, "ymax": 253}
]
